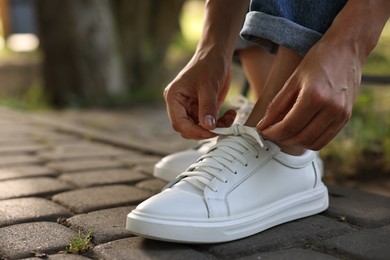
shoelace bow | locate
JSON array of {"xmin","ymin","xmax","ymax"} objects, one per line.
[{"xmin": 180, "ymin": 125, "xmax": 267, "ymax": 192}]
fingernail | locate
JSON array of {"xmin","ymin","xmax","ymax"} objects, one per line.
[
  {"xmin": 204, "ymin": 114, "xmax": 216, "ymax": 127},
  {"xmin": 257, "ymin": 119, "xmax": 264, "ymax": 129}
]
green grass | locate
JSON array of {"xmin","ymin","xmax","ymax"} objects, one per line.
[{"xmin": 61, "ymin": 230, "xmax": 94, "ymax": 254}]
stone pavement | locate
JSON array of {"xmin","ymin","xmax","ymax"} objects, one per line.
[{"xmin": 0, "ymin": 107, "xmax": 389, "ymax": 260}]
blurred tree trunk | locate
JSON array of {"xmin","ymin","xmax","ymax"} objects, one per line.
[
  {"xmin": 36, "ymin": 0, "xmax": 125, "ymax": 107},
  {"xmin": 36, "ymin": 0, "xmax": 186, "ymax": 107},
  {"xmin": 110, "ymin": 0, "xmax": 186, "ymax": 97}
]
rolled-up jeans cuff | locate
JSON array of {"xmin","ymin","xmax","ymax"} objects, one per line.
[
  {"xmin": 233, "ymin": 36, "xmax": 257, "ymax": 64},
  {"xmin": 240, "ymin": 11, "xmax": 323, "ymax": 56}
]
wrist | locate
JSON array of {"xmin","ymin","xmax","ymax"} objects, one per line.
[
  {"xmin": 197, "ymin": 0, "xmax": 249, "ymax": 59},
  {"xmin": 321, "ymin": 0, "xmax": 389, "ymax": 64},
  {"xmin": 195, "ymin": 41, "xmax": 232, "ymax": 64}
]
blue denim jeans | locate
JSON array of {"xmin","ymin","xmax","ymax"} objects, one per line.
[{"xmin": 240, "ymin": 0, "xmax": 347, "ymax": 56}]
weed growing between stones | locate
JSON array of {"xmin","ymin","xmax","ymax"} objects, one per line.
[{"xmin": 61, "ymin": 229, "xmax": 94, "ymax": 254}]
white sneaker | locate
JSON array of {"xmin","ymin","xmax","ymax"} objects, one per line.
[
  {"xmin": 153, "ymin": 96, "xmax": 254, "ymax": 182},
  {"xmin": 127, "ymin": 125, "xmax": 328, "ymax": 243}
]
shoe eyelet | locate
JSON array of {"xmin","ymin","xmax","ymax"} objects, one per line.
[
  {"xmin": 255, "ymin": 155, "xmax": 259, "ymax": 158},
  {"xmin": 234, "ymin": 171, "xmax": 237, "ymax": 174},
  {"xmin": 245, "ymin": 164, "xmax": 248, "ymax": 167}
]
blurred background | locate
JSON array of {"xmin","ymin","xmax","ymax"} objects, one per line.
[{"xmin": 0, "ymin": 0, "xmax": 389, "ymax": 195}]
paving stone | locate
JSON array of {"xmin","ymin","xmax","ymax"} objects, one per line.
[
  {"xmin": 59, "ymin": 169, "xmax": 148, "ymax": 188},
  {"xmin": 326, "ymin": 185, "xmax": 390, "ymax": 228},
  {"xmin": 316, "ymin": 225, "xmax": 390, "ymax": 260},
  {"xmin": 0, "ymin": 222, "xmax": 77, "ymax": 259},
  {"xmin": 0, "ymin": 139, "xmax": 40, "ymax": 146},
  {"xmin": 38, "ymin": 143, "xmax": 129, "ymax": 161},
  {"xmin": 198, "ymin": 215, "xmax": 356, "ymax": 258},
  {"xmin": 240, "ymin": 248, "xmax": 339, "ymax": 260},
  {"xmin": 118, "ymin": 155, "xmax": 163, "ymax": 168},
  {"xmin": 31, "ymin": 132, "xmax": 80, "ymax": 143},
  {"xmin": 93, "ymin": 237, "xmax": 212, "ymax": 260},
  {"xmin": 355, "ymin": 177, "xmax": 390, "ymax": 197},
  {"xmin": 134, "ymin": 162, "xmax": 160, "ymax": 176},
  {"xmin": 0, "ymin": 165, "xmax": 58, "ymax": 181},
  {"xmin": 0, "ymin": 197, "xmax": 72, "ymax": 227},
  {"xmin": 47, "ymin": 159, "xmax": 125, "ymax": 173},
  {"xmin": 0, "ymin": 177, "xmax": 72, "ymax": 200},
  {"xmin": 0, "ymin": 133, "xmax": 28, "ymax": 140},
  {"xmin": 0, "ymin": 125, "xmax": 44, "ymax": 133},
  {"xmin": 0, "ymin": 129, "xmax": 32, "ymax": 137},
  {"xmin": 0, "ymin": 155, "xmax": 43, "ymax": 167},
  {"xmin": 136, "ymin": 178, "xmax": 167, "ymax": 194},
  {"xmin": 0, "ymin": 144, "xmax": 48, "ymax": 155},
  {"xmin": 0, "ymin": 137, "xmax": 38, "ymax": 145},
  {"xmin": 53, "ymin": 185, "xmax": 152, "ymax": 213},
  {"xmin": 23, "ymin": 254, "xmax": 91, "ymax": 260},
  {"xmin": 67, "ymin": 206, "xmax": 135, "ymax": 244}
]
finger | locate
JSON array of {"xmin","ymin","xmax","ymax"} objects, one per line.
[
  {"xmin": 170, "ymin": 111, "xmax": 216, "ymax": 140},
  {"xmin": 260, "ymin": 92, "xmax": 322, "ymax": 142},
  {"xmin": 278, "ymin": 108, "xmax": 338, "ymax": 147},
  {"xmin": 257, "ymin": 80, "xmax": 299, "ymax": 131},
  {"xmin": 180, "ymin": 127, "xmax": 217, "ymax": 140},
  {"xmin": 216, "ymin": 109, "xmax": 236, "ymax": 127},
  {"xmin": 198, "ymin": 88, "xmax": 218, "ymax": 130},
  {"xmin": 174, "ymin": 115, "xmax": 216, "ymax": 140},
  {"xmin": 308, "ymin": 116, "xmax": 348, "ymax": 150},
  {"xmin": 165, "ymin": 95, "xmax": 215, "ymax": 140}
]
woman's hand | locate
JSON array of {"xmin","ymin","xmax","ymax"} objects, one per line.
[
  {"xmin": 257, "ymin": 39, "xmax": 362, "ymax": 150},
  {"xmin": 163, "ymin": 0, "xmax": 249, "ymax": 140},
  {"xmin": 164, "ymin": 48, "xmax": 236, "ymax": 139},
  {"xmin": 257, "ymin": 0, "xmax": 389, "ymax": 151}
]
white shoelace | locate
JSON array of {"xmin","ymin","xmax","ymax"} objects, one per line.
[
  {"xmin": 179, "ymin": 125, "xmax": 267, "ymax": 192},
  {"xmin": 193, "ymin": 96, "xmax": 254, "ymax": 150}
]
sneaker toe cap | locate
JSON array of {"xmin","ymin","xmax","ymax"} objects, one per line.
[{"xmin": 134, "ymin": 187, "xmax": 209, "ymax": 219}]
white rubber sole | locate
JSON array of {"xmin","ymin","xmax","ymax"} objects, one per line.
[{"xmin": 126, "ymin": 184, "xmax": 329, "ymax": 243}]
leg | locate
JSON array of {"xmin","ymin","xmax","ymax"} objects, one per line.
[
  {"xmin": 245, "ymin": 46, "xmax": 305, "ymax": 155},
  {"xmin": 238, "ymin": 45, "xmax": 275, "ymax": 100}
]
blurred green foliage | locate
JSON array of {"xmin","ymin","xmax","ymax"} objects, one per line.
[
  {"xmin": 322, "ymin": 86, "xmax": 390, "ymax": 181},
  {"xmin": 0, "ymin": 80, "xmax": 50, "ymax": 110}
]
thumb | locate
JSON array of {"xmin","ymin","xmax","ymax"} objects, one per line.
[{"xmin": 198, "ymin": 90, "xmax": 218, "ymax": 130}]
